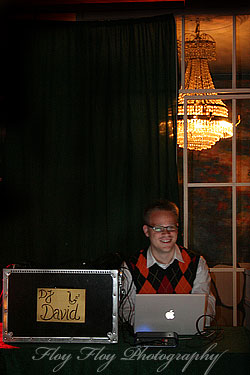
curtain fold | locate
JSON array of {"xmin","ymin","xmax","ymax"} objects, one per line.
[{"xmin": 1, "ymin": 15, "xmax": 178, "ymax": 268}]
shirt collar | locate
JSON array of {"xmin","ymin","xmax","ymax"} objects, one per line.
[{"xmin": 147, "ymin": 244, "xmax": 184, "ymax": 269}]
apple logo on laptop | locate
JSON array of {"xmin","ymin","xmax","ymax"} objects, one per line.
[{"xmin": 165, "ymin": 309, "xmax": 175, "ymax": 320}]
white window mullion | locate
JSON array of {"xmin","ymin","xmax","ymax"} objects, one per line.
[
  {"xmin": 232, "ymin": 15, "xmax": 237, "ymax": 326},
  {"xmin": 183, "ymin": 97, "xmax": 188, "ymax": 248}
]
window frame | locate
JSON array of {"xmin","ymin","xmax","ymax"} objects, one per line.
[{"xmin": 180, "ymin": 15, "xmax": 250, "ymax": 326}]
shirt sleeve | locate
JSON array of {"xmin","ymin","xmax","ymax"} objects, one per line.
[
  {"xmin": 191, "ymin": 256, "xmax": 216, "ymax": 318},
  {"xmin": 119, "ymin": 261, "xmax": 136, "ymax": 325}
]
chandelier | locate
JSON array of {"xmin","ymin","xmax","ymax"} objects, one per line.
[{"xmin": 177, "ymin": 21, "xmax": 233, "ymax": 151}]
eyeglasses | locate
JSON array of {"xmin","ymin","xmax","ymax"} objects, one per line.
[{"xmin": 147, "ymin": 224, "xmax": 178, "ymax": 233}]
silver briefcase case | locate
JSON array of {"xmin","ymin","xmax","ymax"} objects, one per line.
[{"xmin": 2, "ymin": 268, "xmax": 118, "ymax": 344}]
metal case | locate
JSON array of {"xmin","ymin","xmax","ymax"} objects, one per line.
[{"xmin": 2, "ymin": 268, "xmax": 118, "ymax": 344}]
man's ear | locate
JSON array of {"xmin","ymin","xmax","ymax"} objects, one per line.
[{"xmin": 143, "ymin": 224, "xmax": 149, "ymax": 237}]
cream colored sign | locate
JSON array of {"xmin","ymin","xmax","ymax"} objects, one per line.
[{"xmin": 37, "ymin": 288, "xmax": 86, "ymax": 323}]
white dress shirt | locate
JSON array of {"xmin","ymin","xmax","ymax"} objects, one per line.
[{"xmin": 120, "ymin": 244, "xmax": 216, "ymax": 325}]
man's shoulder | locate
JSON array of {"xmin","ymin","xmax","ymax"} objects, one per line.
[
  {"xmin": 178, "ymin": 245, "xmax": 201, "ymax": 260},
  {"xmin": 127, "ymin": 248, "xmax": 148, "ymax": 265}
]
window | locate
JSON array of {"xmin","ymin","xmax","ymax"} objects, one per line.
[{"xmin": 176, "ymin": 15, "xmax": 250, "ymax": 326}]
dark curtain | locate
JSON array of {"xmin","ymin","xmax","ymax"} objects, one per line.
[{"xmin": 0, "ymin": 15, "xmax": 178, "ymax": 269}]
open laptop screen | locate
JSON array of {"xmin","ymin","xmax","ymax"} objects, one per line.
[{"xmin": 134, "ymin": 294, "xmax": 207, "ymax": 335}]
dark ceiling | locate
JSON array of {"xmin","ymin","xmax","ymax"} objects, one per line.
[{"xmin": 4, "ymin": 0, "xmax": 250, "ymax": 14}]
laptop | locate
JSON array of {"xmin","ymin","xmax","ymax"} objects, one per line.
[{"xmin": 134, "ymin": 294, "xmax": 207, "ymax": 336}]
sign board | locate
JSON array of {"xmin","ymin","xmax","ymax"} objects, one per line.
[{"xmin": 36, "ymin": 288, "xmax": 86, "ymax": 323}]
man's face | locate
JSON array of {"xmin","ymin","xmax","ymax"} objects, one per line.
[{"xmin": 143, "ymin": 209, "xmax": 178, "ymax": 261}]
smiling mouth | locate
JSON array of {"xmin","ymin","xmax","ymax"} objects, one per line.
[{"xmin": 160, "ymin": 239, "xmax": 171, "ymax": 243}]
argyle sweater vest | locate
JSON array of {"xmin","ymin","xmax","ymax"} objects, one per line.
[{"xmin": 127, "ymin": 246, "xmax": 200, "ymax": 294}]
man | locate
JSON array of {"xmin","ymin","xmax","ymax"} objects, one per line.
[{"xmin": 120, "ymin": 199, "xmax": 215, "ymax": 325}]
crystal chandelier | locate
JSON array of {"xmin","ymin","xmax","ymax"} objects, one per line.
[{"xmin": 177, "ymin": 21, "xmax": 233, "ymax": 151}]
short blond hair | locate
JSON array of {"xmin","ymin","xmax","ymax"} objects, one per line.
[{"xmin": 143, "ymin": 199, "xmax": 179, "ymax": 224}]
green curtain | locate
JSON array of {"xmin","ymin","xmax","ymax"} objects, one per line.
[{"xmin": 0, "ymin": 15, "xmax": 178, "ymax": 269}]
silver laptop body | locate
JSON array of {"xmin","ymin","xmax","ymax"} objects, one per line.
[{"xmin": 134, "ymin": 294, "xmax": 207, "ymax": 335}]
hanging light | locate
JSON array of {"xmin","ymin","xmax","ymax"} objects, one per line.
[{"xmin": 177, "ymin": 20, "xmax": 234, "ymax": 151}]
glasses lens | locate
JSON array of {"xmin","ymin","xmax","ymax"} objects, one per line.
[
  {"xmin": 153, "ymin": 226, "xmax": 163, "ymax": 232},
  {"xmin": 150, "ymin": 225, "xmax": 177, "ymax": 232},
  {"xmin": 166, "ymin": 225, "xmax": 177, "ymax": 232}
]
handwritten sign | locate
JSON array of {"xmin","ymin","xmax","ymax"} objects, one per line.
[{"xmin": 37, "ymin": 288, "xmax": 86, "ymax": 323}]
